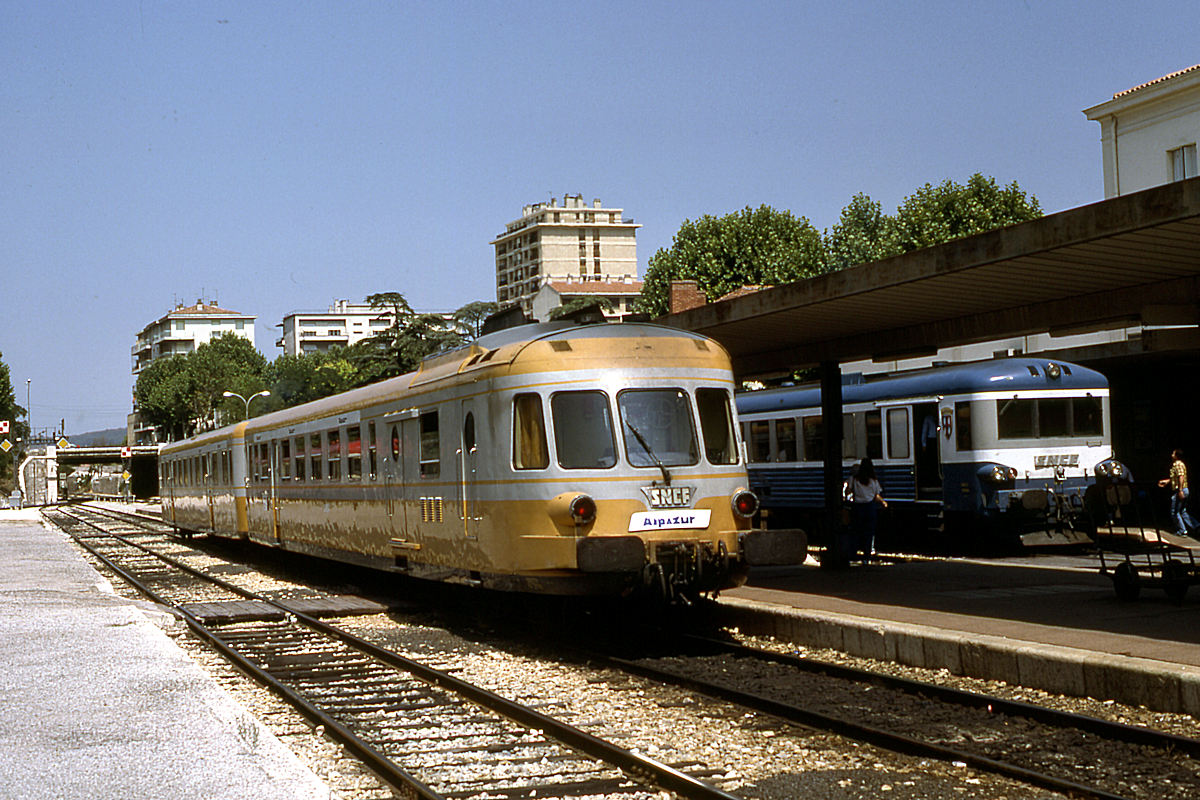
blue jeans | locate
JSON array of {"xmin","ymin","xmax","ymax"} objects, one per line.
[
  {"xmin": 849, "ymin": 502, "xmax": 878, "ymax": 557},
  {"xmin": 1172, "ymin": 488, "xmax": 1198, "ymax": 535}
]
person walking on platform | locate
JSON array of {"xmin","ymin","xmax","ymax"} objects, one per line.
[
  {"xmin": 847, "ymin": 457, "xmax": 887, "ymax": 561},
  {"xmin": 1158, "ymin": 449, "xmax": 1198, "ymax": 537}
]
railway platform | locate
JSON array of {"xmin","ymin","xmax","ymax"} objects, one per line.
[
  {"xmin": 721, "ymin": 552, "xmax": 1200, "ymax": 717},
  {"xmin": 0, "ymin": 510, "xmax": 332, "ymax": 800}
]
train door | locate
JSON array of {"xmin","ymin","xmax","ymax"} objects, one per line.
[
  {"xmin": 205, "ymin": 451, "xmax": 216, "ymax": 531},
  {"xmin": 913, "ymin": 402, "xmax": 941, "ymax": 498},
  {"xmin": 269, "ymin": 439, "xmax": 282, "ymax": 543},
  {"xmin": 166, "ymin": 459, "xmax": 177, "ymax": 525},
  {"xmin": 384, "ymin": 416, "xmax": 416, "ymax": 551},
  {"xmin": 457, "ymin": 399, "xmax": 480, "ymax": 540}
]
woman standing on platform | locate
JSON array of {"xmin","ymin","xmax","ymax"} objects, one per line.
[
  {"xmin": 847, "ymin": 457, "xmax": 887, "ymax": 561},
  {"xmin": 1158, "ymin": 449, "xmax": 1199, "ymax": 536}
]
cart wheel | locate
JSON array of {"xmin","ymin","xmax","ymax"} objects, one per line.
[
  {"xmin": 1164, "ymin": 559, "xmax": 1189, "ymax": 605},
  {"xmin": 1113, "ymin": 561, "xmax": 1141, "ymax": 601}
]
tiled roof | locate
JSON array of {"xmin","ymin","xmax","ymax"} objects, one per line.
[
  {"xmin": 546, "ymin": 280, "xmax": 643, "ymax": 294},
  {"xmin": 1113, "ymin": 64, "xmax": 1200, "ymax": 98},
  {"xmin": 170, "ymin": 303, "xmax": 243, "ymax": 316},
  {"xmin": 715, "ymin": 285, "xmax": 770, "ymax": 302}
]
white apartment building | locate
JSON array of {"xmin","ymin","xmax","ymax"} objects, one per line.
[
  {"xmin": 276, "ymin": 299, "xmax": 397, "ymax": 356},
  {"xmin": 131, "ymin": 300, "xmax": 256, "ymax": 375},
  {"xmin": 129, "ymin": 300, "xmax": 257, "ymax": 443},
  {"xmin": 491, "ymin": 194, "xmax": 641, "ymax": 314},
  {"xmin": 1084, "ymin": 64, "xmax": 1200, "ymax": 198}
]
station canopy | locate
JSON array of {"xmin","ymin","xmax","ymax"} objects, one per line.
[{"xmin": 659, "ymin": 177, "xmax": 1200, "ymax": 378}]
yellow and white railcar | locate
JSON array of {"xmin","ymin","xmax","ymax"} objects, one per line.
[{"xmin": 160, "ymin": 321, "xmax": 805, "ymax": 598}]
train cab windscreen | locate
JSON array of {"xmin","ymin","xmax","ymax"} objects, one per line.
[{"xmin": 618, "ymin": 389, "xmax": 699, "ymax": 467}]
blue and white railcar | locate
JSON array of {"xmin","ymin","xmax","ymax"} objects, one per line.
[{"xmin": 736, "ymin": 358, "xmax": 1129, "ymax": 549}]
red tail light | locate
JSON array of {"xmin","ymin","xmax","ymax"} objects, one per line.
[
  {"xmin": 569, "ymin": 494, "xmax": 597, "ymax": 525},
  {"xmin": 732, "ymin": 490, "xmax": 759, "ymax": 518}
]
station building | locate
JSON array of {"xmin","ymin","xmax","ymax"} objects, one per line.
[
  {"xmin": 663, "ymin": 64, "xmax": 1200, "ymax": 485},
  {"xmin": 491, "ymin": 195, "xmax": 641, "ymax": 315}
]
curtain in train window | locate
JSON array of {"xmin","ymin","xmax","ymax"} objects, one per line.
[
  {"xmin": 279, "ymin": 439, "xmax": 291, "ymax": 480},
  {"xmin": 367, "ymin": 421, "xmax": 378, "ymax": 480},
  {"xmin": 696, "ymin": 388, "xmax": 738, "ymax": 465},
  {"xmin": 347, "ymin": 425, "xmax": 362, "ymax": 479},
  {"xmin": 293, "ymin": 436, "xmax": 305, "ymax": 481},
  {"xmin": 551, "ymin": 391, "xmax": 616, "ymax": 469},
  {"xmin": 512, "ymin": 393, "xmax": 549, "ymax": 470},
  {"xmin": 419, "ymin": 411, "xmax": 440, "ymax": 477},
  {"xmin": 327, "ymin": 430, "xmax": 342, "ymax": 480},
  {"xmin": 841, "ymin": 414, "xmax": 856, "ymax": 459},
  {"xmin": 310, "ymin": 433, "xmax": 322, "ymax": 481}
]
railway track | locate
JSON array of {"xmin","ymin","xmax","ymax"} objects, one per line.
[
  {"xmin": 581, "ymin": 629, "xmax": 1200, "ymax": 800},
  {"xmin": 43, "ymin": 504, "xmax": 740, "ymax": 800}
]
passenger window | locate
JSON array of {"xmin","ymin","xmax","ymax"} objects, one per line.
[
  {"xmin": 865, "ymin": 410, "xmax": 883, "ymax": 459},
  {"xmin": 259, "ymin": 443, "xmax": 270, "ymax": 482},
  {"xmin": 279, "ymin": 439, "xmax": 291, "ymax": 480},
  {"xmin": 842, "ymin": 414, "xmax": 856, "ymax": 459},
  {"xmin": 390, "ymin": 425, "xmax": 400, "ymax": 463},
  {"xmin": 293, "ymin": 436, "xmax": 305, "ymax": 481},
  {"xmin": 775, "ymin": 418, "xmax": 797, "ymax": 462},
  {"xmin": 347, "ymin": 426, "xmax": 362, "ymax": 480},
  {"xmin": 802, "ymin": 416, "xmax": 824, "ymax": 462},
  {"xmin": 696, "ymin": 388, "xmax": 738, "ymax": 465},
  {"xmin": 886, "ymin": 408, "xmax": 910, "ymax": 459},
  {"xmin": 512, "ymin": 393, "xmax": 549, "ymax": 470},
  {"xmin": 419, "ymin": 411, "xmax": 440, "ymax": 478},
  {"xmin": 327, "ymin": 430, "xmax": 342, "ymax": 480},
  {"xmin": 748, "ymin": 421, "xmax": 771, "ymax": 463},
  {"xmin": 551, "ymin": 391, "xmax": 616, "ymax": 469},
  {"xmin": 367, "ymin": 421, "xmax": 378, "ymax": 480},
  {"xmin": 310, "ymin": 433, "xmax": 322, "ymax": 481}
]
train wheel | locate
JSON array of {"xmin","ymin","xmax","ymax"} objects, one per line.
[
  {"xmin": 1163, "ymin": 559, "xmax": 1189, "ymax": 605},
  {"xmin": 1112, "ymin": 561, "xmax": 1141, "ymax": 602}
]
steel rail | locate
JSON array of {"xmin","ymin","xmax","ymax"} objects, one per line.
[
  {"xmin": 49, "ymin": 506, "xmax": 743, "ymax": 800},
  {"xmin": 677, "ymin": 632, "xmax": 1200, "ymax": 756},
  {"xmin": 602, "ymin": 648, "xmax": 1131, "ymax": 800},
  {"xmin": 49, "ymin": 508, "xmax": 443, "ymax": 800}
]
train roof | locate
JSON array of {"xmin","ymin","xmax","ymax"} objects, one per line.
[{"xmin": 736, "ymin": 358, "xmax": 1109, "ymax": 414}]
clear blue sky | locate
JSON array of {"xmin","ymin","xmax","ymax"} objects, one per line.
[{"xmin": 1, "ymin": 1, "xmax": 1195, "ymax": 434}]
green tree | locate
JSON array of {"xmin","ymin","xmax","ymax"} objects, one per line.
[
  {"xmin": 549, "ymin": 296, "xmax": 614, "ymax": 320},
  {"xmin": 268, "ymin": 350, "xmax": 361, "ymax": 407},
  {"xmin": 453, "ymin": 300, "xmax": 500, "ymax": 339},
  {"xmin": 826, "ymin": 174, "xmax": 1041, "ymax": 269},
  {"xmin": 133, "ymin": 355, "xmax": 194, "ymax": 440},
  {"xmin": 639, "ymin": 205, "xmax": 826, "ymax": 316},
  {"xmin": 824, "ymin": 193, "xmax": 900, "ymax": 271},
  {"xmin": 194, "ymin": 333, "xmax": 270, "ymax": 424},
  {"xmin": 0, "ymin": 352, "xmax": 29, "ymax": 486}
]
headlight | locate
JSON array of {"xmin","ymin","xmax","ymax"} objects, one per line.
[
  {"xmin": 731, "ymin": 490, "xmax": 759, "ymax": 518},
  {"xmin": 1094, "ymin": 459, "xmax": 1130, "ymax": 482},
  {"xmin": 569, "ymin": 494, "xmax": 597, "ymax": 524},
  {"xmin": 548, "ymin": 492, "xmax": 597, "ymax": 526},
  {"xmin": 978, "ymin": 463, "xmax": 1017, "ymax": 484}
]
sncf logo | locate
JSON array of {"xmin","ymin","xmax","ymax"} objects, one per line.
[
  {"xmin": 1034, "ymin": 454, "xmax": 1079, "ymax": 469},
  {"xmin": 641, "ymin": 485, "xmax": 695, "ymax": 508}
]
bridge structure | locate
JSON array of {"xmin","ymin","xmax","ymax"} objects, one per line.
[{"xmin": 19, "ymin": 445, "xmax": 159, "ymax": 505}]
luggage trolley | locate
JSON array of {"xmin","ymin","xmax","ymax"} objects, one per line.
[{"xmin": 1095, "ymin": 483, "xmax": 1200, "ymax": 604}]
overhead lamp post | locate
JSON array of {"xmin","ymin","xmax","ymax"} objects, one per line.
[
  {"xmin": 222, "ymin": 390, "xmax": 271, "ymax": 420},
  {"xmin": 25, "ymin": 379, "xmax": 30, "ymax": 437}
]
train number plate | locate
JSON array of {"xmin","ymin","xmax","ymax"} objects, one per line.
[{"xmin": 628, "ymin": 509, "xmax": 711, "ymax": 532}]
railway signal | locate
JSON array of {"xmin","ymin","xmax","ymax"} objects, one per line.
[{"xmin": 0, "ymin": 420, "xmax": 8, "ymax": 434}]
